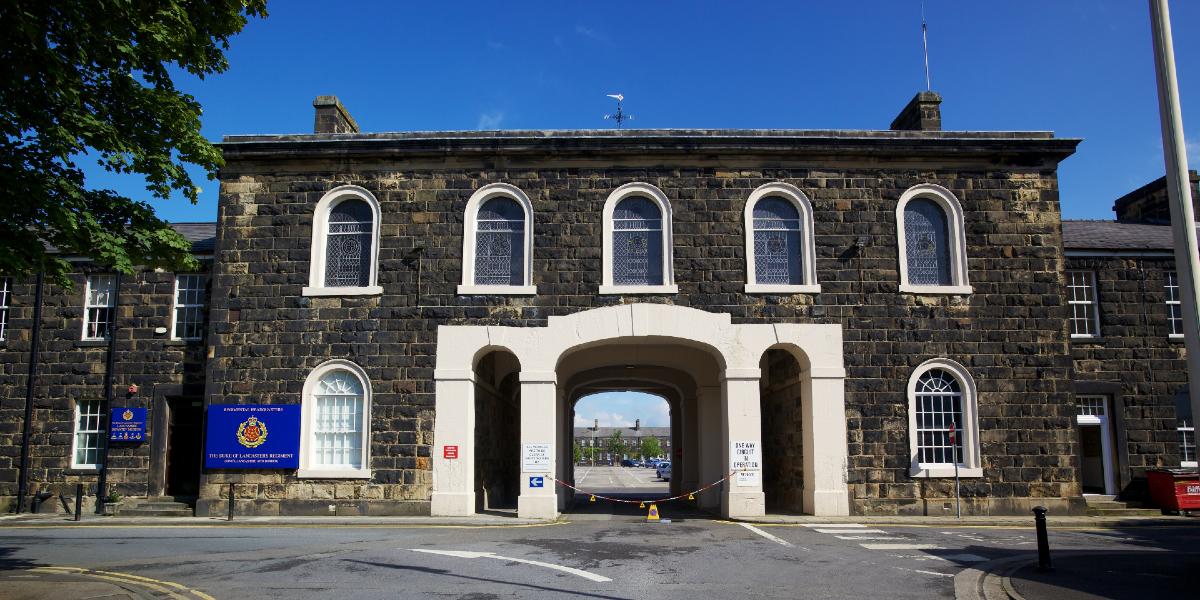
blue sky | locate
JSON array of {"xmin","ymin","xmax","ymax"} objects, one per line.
[
  {"xmin": 574, "ymin": 392, "xmax": 671, "ymax": 429},
  {"xmin": 85, "ymin": 0, "xmax": 1199, "ymax": 224}
]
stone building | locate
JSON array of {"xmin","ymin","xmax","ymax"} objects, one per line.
[
  {"xmin": 573, "ymin": 426, "xmax": 672, "ymax": 464},
  {"xmin": 2, "ymin": 93, "xmax": 1194, "ymax": 519}
]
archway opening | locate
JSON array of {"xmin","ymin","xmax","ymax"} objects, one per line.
[
  {"xmin": 473, "ymin": 348, "xmax": 521, "ymax": 514},
  {"xmin": 760, "ymin": 348, "xmax": 806, "ymax": 514},
  {"xmin": 572, "ymin": 391, "xmax": 672, "ymax": 499}
]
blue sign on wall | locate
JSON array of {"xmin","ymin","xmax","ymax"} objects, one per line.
[
  {"xmin": 205, "ymin": 404, "xmax": 301, "ymax": 469},
  {"xmin": 109, "ymin": 407, "xmax": 146, "ymax": 442},
  {"xmin": 529, "ymin": 476, "xmax": 544, "ymax": 488}
]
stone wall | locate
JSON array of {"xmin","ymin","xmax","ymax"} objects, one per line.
[
  {"xmin": 206, "ymin": 134, "xmax": 1080, "ymax": 515},
  {"xmin": 1067, "ymin": 254, "xmax": 1187, "ymax": 495},
  {"xmin": 0, "ymin": 267, "xmax": 208, "ymax": 513}
]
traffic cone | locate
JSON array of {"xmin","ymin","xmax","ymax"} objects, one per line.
[
  {"xmin": 639, "ymin": 501, "xmax": 645, "ymax": 509},
  {"xmin": 589, "ymin": 495, "xmax": 596, "ymax": 503},
  {"xmin": 646, "ymin": 503, "xmax": 660, "ymax": 522},
  {"xmin": 688, "ymin": 493, "xmax": 695, "ymax": 501}
]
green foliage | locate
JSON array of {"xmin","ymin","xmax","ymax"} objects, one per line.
[
  {"xmin": 605, "ymin": 430, "xmax": 625, "ymax": 457},
  {"xmin": 639, "ymin": 436, "xmax": 663, "ymax": 459},
  {"xmin": 573, "ymin": 441, "xmax": 583, "ymax": 464},
  {"xmin": 0, "ymin": 1, "xmax": 267, "ymax": 285}
]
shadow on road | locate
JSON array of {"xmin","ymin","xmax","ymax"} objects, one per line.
[{"xmin": 343, "ymin": 559, "xmax": 633, "ymax": 600}]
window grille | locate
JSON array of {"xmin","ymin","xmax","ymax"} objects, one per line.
[
  {"xmin": 172, "ymin": 274, "xmax": 208, "ymax": 340},
  {"xmin": 914, "ymin": 369, "xmax": 964, "ymax": 465},
  {"xmin": 83, "ymin": 275, "xmax": 116, "ymax": 340},
  {"xmin": 0, "ymin": 276, "xmax": 10, "ymax": 341},
  {"xmin": 1075, "ymin": 395, "xmax": 1107, "ymax": 417},
  {"xmin": 903, "ymin": 198, "xmax": 952, "ymax": 286},
  {"xmin": 1166, "ymin": 272, "xmax": 1183, "ymax": 337},
  {"xmin": 313, "ymin": 371, "xmax": 364, "ymax": 468},
  {"xmin": 752, "ymin": 197, "xmax": 803, "ymax": 285},
  {"xmin": 324, "ymin": 199, "xmax": 373, "ymax": 287},
  {"xmin": 474, "ymin": 197, "xmax": 525, "ymax": 285},
  {"xmin": 1181, "ymin": 419, "xmax": 1196, "ymax": 466},
  {"xmin": 73, "ymin": 399, "xmax": 104, "ymax": 468},
  {"xmin": 1066, "ymin": 271, "xmax": 1100, "ymax": 337},
  {"xmin": 612, "ymin": 197, "xmax": 663, "ymax": 286}
]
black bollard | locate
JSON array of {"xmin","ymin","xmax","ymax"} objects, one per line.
[
  {"xmin": 74, "ymin": 483, "xmax": 83, "ymax": 521},
  {"xmin": 1033, "ymin": 506, "xmax": 1052, "ymax": 571},
  {"xmin": 227, "ymin": 482, "xmax": 235, "ymax": 521}
]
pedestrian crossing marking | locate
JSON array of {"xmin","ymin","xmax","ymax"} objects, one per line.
[
  {"xmin": 814, "ymin": 528, "xmax": 887, "ymax": 534},
  {"xmin": 859, "ymin": 543, "xmax": 944, "ymax": 551},
  {"xmin": 801, "ymin": 523, "xmax": 867, "ymax": 528}
]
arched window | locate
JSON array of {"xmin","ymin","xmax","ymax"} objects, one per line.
[
  {"xmin": 743, "ymin": 183, "xmax": 819, "ymax": 293},
  {"xmin": 300, "ymin": 360, "xmax": 372, "ymax": 478},
  {"xmin": 601, "ymin": 183, "xmax": 677, "ymax": 294},
  {"xmin": 907, "ymin": 358, "xmax": 981, "ymax": 477},
  {"xmin": 459, "ymin": 183, "xmax": 535, "ymax": 294},
  {"xmin": 304, "ymin": 185, "xmax": 383, "ymax": 297},
  {"xmin": 895, "ymin": 184, "xmax": 971, "ymax": 294}
]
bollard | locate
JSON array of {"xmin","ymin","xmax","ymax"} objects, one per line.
[
  {"xmin": 74, "ymin": 483, "xmax": 83, "ymax": 521},
  {"xmin": 227, "ymin": 482, "xmax": 235, "ymax": 521},
  {"xmin": 1033, "ymin": 506, "xmax": 1052, "ymax": 571}
]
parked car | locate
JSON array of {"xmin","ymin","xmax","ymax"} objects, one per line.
[
  {"xmin": 646, "ymin": 459, "xmax": 661, "ymax": 469},
  {"xmin": 620, "ymin": 459, "xmax": 636, "ymax": 467},
  {"xmin": 656, "ymin": 461, "xmax": 672, "ymax": 481}
]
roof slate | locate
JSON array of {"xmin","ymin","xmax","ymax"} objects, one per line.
[
  {"xmin": 1061, "ymin": 220, "xmax": 1186, "ymax": 251},
  {"xmin": 170, "ymin": 222, "xmax": 216, "ymax": 253}
]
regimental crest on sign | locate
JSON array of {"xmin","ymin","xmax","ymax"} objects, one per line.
[
  {"xmin": 122, "ymin": 409, "xmax": 134, "ymax": 421},
  {"xmin": 237, "ymin": 416, "xmax": 268, "ymax": 448}
]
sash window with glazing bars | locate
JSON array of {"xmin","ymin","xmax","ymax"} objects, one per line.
[
  {"xmin": 84, "ymin": 275, "xmax": 116, "ymax": 340},
  {"xmin": 313, "ymin": 371, "xmax": 364, "ymax": 469},
  {"xmin": 914, "ymin": 369, "xmax": 964, "ymax": 465}
]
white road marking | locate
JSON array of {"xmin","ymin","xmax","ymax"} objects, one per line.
[
  {"xmin": 939, "ymin": 553, "xmax": 988, "ymax": 563},
  {"xmin": 576, "ymin": 467, "xmax": 592, "ymax": 485},
  {"xmin": 738, "ymin": 523, "xmax": 795, "ymax": 547},
  {"xmin": 410, "ymin": 549, "xmax": 612, "ymax": 583},
  {"xmin": 834, "ymin": 535, "xmax": 900, "ymax": 540},
  {"xmin": 801, "ymin": 523, "xmax": 867, "ymax": 528},
  {"xmin": 905, "ymin": 568, "xmax": 955, "ymax": 578},
  {"xmin": 860, "ymin": 543, "xmax": 944, "ymax": 551},
  {"xmin": 814, "ymin": 528, "xmax": 888, "ymax": 534}
]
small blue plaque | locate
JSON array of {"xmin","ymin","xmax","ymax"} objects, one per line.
[
  {"xmin": 204, "ymin": 404, "xmax": 301, "ymax": 469},
  {"xmin": 529, "ymin": 476, "xmax": 544, "ymax": 488},
  {"xmin": 109, "ymin": 407, "xmax": 147, "ymax": 442}
]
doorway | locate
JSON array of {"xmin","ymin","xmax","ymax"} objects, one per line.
[
  {"xmin": 165, "ymin": 397, "xmax": 203, "ymax": 497},
  {"xmin": 1075, "ymin": 395, "xmax": 1116, "ymax": 495}
]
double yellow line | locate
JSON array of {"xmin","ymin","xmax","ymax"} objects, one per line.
[{"xmin": 29, "ymin": 566, "xmax": 215, "ymax": 600}]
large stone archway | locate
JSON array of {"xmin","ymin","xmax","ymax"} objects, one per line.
[{"xmin": 430, "ymin": 304, "xmax": 849, "ymax": 519}]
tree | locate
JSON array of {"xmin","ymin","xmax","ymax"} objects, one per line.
[
  {"xmin": 605, "ymin": 430, "xmax": 625, "ymax": 458},
  {"xmin": 573, "ymin": 441, "xmax": 583, "ymax": 464},
  {"xmin": 639, "ymin": 436, "xmax": 663, "ymax": 460},
  {"xmin": 0, "ymin": 1, "xmax": 268, "ymax": 285}
]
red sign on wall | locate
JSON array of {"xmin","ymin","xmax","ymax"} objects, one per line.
[{"xmin": 443, "ymin": 445, "xmax": 459, "ymax": 459}]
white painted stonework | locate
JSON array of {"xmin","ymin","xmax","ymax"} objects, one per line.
[{"xmin": 430, "ymin": 303, "xmax": 850, "ymax": 519}]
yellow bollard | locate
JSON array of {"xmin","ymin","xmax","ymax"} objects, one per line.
[
  {"xmin": 590, "ymin": 495, "xmax": 596, "ymax": 503},
  {"xmin": 639, "ymin": 501, "xmax": 645, "ymax": 509},
  {"xmin": 646, "ymin": 503, "xmax": 660, "ymax": 522},
  {"xmin": 688, "ymin": 493, "xmax": 695, "ymax": 501}
]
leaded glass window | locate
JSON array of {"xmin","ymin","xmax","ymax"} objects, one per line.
[
  {"xmin": 312, "ymin": 370, "xmax": 364, "ymax": 469},
  {"xmin": 612, "ymin": 197, "xmax": 663, "ymax": 286},
  {"xmin": 324, "ymin": 199, "xmax": 373, "ymax": 287},
  {"xmin": 914, "ymin": 369, "xmax": 964, "ymax": 465},
  {"xmin": 904, "ymin": 198, "xmax": 952, "ymax": 286},
  {"xmin": 753, "ymin": 197, "xmax": 803, "ymax": 285},
  {"xmin": 474, "ymin": 197, "xmax": 525, "ymax": 286}
]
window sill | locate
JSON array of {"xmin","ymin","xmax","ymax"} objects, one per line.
[
  {"xmin": 74, "ymin": 340, "xmax": 109, "ymax": 348},
  {"xmin": 744, "ymin": 284, "xmax": 821, "ymax": 295},
  {"xmin": 66, "ymin": 468, "xmax": 100, "ymax": 475},
  {"xmin": 457, "ymin": 284, "xmax": 537, "ymax": 296},
  {"xmin": 898, "ymin": 284, "xmax": 973, "ymax": 295},
  {"xmin": 1183, "ymin": 461, "xmax": 1198, "ymax": 469},
  {"xmin": 599, "ymin": 284, "xmax": 679, "ymax": 295},
  {"xmin": 1070, "ymin": 335, "xmax": 1105, "ymax": 343},
  {"xmin": 301, "ymin": 286, "xmax": 383, "ymax": 297},
  {"xmin": 910, "ymin": 466, "xmax": 983, "ymax": 478},
  {"xmin": 164, "ymin": 339, "xmax": 204, "ymax": 346},
  {"xmin": 1170, "ymin": 335, "xmax": 1185, "ymax": 342},
  {"xmin": 296, "ymin": 467, "xmax": 372, "ymax": 479}
]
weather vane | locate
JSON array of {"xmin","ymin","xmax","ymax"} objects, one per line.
[{"xmin": 603, "ymin": 93, "xmax": 634, "ymax": 128}]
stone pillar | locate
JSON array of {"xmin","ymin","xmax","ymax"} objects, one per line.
[
  {"xmin": 697, "ymin": 385, "xmax": 723, "ymax": 511},
  {"xmin": 430, "ymin": 370, "xmax": 475, "ymax": 516},
  {"xmin": 681, "ymin": 395, "xmax": 700, "ymax": 493},
  {"xmin": 722, "ymin": 369, "xmax": 766, "ymax": 518},
  {"xmin": 518, "ymin": 371, "xmax": 558, "ymax": 520},
  {"xmin": 803, "ymin": 368, "xmax": 851, "ymax": 516}
]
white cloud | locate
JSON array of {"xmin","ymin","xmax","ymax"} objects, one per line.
[
  {"xmin": 574, "ymin": 391, "xmax": 670, "ymax": 428},
  {"xmin": 574, "ymin": 25, "xmax": 611, "ymax": 45},
  {"xmin": 486, "ymin": 40, "xmax": 507, "ymax": 50},
  {"xmin": 476, "ymin": 111, "xmax": 504, "ymax": 130}
]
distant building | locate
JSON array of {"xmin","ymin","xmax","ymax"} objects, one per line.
[{"xmin": 573, "ymin": 427, "xmax": 671, "ymax": 462}]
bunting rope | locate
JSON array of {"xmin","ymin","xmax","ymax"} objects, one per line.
[{"xmin": 550, "ymin": 470, "xmax": 742, "ymax": 505}]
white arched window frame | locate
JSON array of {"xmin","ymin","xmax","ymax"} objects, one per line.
[
  {"xmin": 600, "ymin": 182, "xmax": 678, "ymax": 295},
  {"xmin": 299, "ymin": 359, "xmax": 372, "ymax": 479},
  {"xmin": 895, "ymin": 184, "xmax": 972, "ymax": 295},
  {"xmin": 303, "ymin": 185, "xmax": 383, "ymax": 297},
  {"xmin": 906, "ymin": 358, "xmax": 982, "ymax": 478},
  {"xmin": 743, "ymin": 182, "xmax": 819, "ymax": 294},
  {"xmin": 458, "ymin": 183, "xmax": 536, "ymax": 295}
]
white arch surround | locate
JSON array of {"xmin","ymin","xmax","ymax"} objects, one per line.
[
  {"xmin": 303, "ymin": 185, "xmax": 383, "ymax": 297},
  {"xmin": 431, "ymin": 303, "xmax": 849, "ymax": 519},
  {"xmin": 458, "ymin": 183, "xmax": 536, "ymax": 295},
  {"xmin": 600, "ymin": 182, "xmax": 678, "ymax": 294},
  {"xmin": 298, "ymin": 359, "xmax": 373, "ymax": 479},
  {"xmin": 895, "ymin": 183, "xmax": 972, "ymax": 295},
  {"xmin": 743, "ymin": 182, "xmax": 820, "ymax": 294},
  {"xmin": 906, "ymin": 357, "xmax": 983, "ymax": 478}
]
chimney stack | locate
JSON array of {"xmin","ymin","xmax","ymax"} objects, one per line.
[
  {"xmin": 313, "ymin": 96, "xmax": 360, "ymax": 134},
  {"xmin": 890, "ymin": 91, "xmax": 942, "ymax": 131}
]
